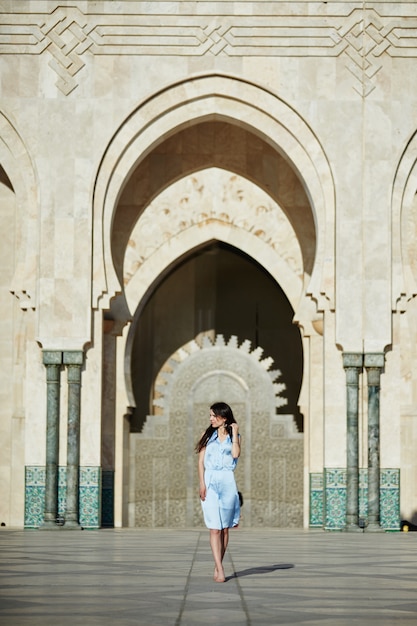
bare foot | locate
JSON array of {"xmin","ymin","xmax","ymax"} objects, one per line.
[{"xmin": 214, "ymin": 566, "xmax": 225, "ymax": 583}]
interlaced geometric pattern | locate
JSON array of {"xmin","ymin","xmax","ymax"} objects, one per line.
[
  {"xmin": 39, "ymin": 9, "xmax": 94, "ymax": 95},
  {"xmin": 1, "ymin": 5, "xmax": 417, "ymax": 95},
  {"xmin": 332, "ymin": 9, "xmax": 392, "ymax": 97}
]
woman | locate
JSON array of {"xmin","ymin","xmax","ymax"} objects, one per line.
[{"xmin": 196, "ymin": 402, "xmax": 241, "ymax": 583}]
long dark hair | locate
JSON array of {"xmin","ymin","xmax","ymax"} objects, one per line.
[{"xmin": 195, "ymin": 402, "xmax": 236, "ymax": 453}]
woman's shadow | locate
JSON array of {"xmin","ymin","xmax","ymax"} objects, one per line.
[{"xmin": 231, "ymin": 563, "xmax": 294, "ymax": 579}]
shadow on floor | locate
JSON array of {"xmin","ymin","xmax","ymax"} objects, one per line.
[{"xmin": 232, "ymin": 563, "xmax": 294, "ymax": 578}]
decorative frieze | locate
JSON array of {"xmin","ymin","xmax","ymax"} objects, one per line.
[{"xmin": 1, "ymin": 3, "xmax": 416, "ymax": 95}]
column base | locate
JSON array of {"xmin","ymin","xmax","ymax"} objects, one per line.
[
  {"xmin": 364, "ymin": 522, "xmax": 385, "ymax": 533},
  {"xmin": 39, "ymin": 520, "xmax": 62, "ymax": 531},
  {"xmin": 63, "ymin": 519, "xmax": 82, "ymax": 530},
  {"xmin": 345, "ymin": 523, "xmax": 363, "ymax": 533}
]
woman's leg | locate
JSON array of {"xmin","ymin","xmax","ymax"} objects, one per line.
[
  {"xmin": 210, "ymin": 529, "xmax": 225, "ymax": 582},
  {"xmin": 220, "ymin": 528, "xmax": 229, "ymax": 560}
]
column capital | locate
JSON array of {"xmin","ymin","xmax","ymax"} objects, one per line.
[
  {"xmin": 342, "ymin": 353, "xmax": 363, "ymax": 369},
  {"xmin": 43, "ymin": 350, "xmax": 62, "ymax": 365},
  {"xmin": 364, "ymin": 353, "xmax": 385, "ymax": 369},
  {"xmin": 63, "ymin": 350, "xmax": 84, "ymax": 366}
]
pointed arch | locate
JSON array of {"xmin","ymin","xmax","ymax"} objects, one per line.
[
  {"xmin": 125, "ymin": 221, "xmax": 303, "ymax": 315},
  {"xmin": 0, "ymin": 111, "xmax": 39, "ymax": 309},
  {"xmin": 124, "ymin": 167, "xmax": 304, "ymax": 315},
  {"xmin": 92, "ymin": 74, "xmax": 335, "ymax": 318},
  {"xmin": 392, "ymin": 129, "xmax": 417, "ymax": 311}
]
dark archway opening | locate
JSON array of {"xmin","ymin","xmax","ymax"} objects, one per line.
[{"xmin": 129, "ymin": 241, "xmax": 303, "ymax": 433}]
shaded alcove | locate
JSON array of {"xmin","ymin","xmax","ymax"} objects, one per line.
[
  {"xmin": 112, "ymin": 120, "xmax": 315, "ymax": 287},
  {"xmin": 129, "ymin": 241, "xmax": 303, "ymax": 433},
  {"xmin": 0, "ymin": 165, "xmax": 14, "ymax": 191}
]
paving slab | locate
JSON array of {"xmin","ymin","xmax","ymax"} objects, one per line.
[{"xmin": 0, "ymin": 528, "xmax": 416, "ymax": 625}]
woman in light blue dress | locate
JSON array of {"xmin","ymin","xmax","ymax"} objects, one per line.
[{"xmin": 196, "ymin": 402, "xmax": 241, "ymax": 583}]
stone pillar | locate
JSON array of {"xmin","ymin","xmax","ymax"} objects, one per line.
[
  {"xmin": 41, "ymin": 350, "xmax": 62, "ymax": 529},
  {"xmin": 343, "ymin": 353, "xmax": 363, "ymax": 531},
  {"xmin": 64, "ymin": 350, "xmax": 84, "ymax": 529},
  {"xmin": 364, "ymin": 353, "xmax": 385, "ymax": 532},
  {"xmin": 101, "ymin": 321, "xmax": 117, "ymax": 527}
]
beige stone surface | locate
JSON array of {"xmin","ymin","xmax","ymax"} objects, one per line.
[{"xmin": 1, "ymin": 0, "xmax": 417, "ymax": 527}]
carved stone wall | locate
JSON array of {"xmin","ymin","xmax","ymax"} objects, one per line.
[
  {"xmin": 124, "ymin": 168, "xmax": 303, "ymax": 292},
  {"xmin": 3, "ymin": 3, "xmax": 417, "ymax": 98},
  {"xmin": 129, "ymin": 335, "xmax": 303, "ymax": 528},
  {"xmin": 2, "ymin": 0, "xmax": 417, "ymax": 529}
]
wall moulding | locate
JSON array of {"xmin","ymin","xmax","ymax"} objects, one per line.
[
  {"xmin": 1, "ymin": 3, "xmax": 416, "ymax": 95},
  {"xmin": 392, "ymin": 130, "xmax": 417, "ymax": 313},
  {"xmin": 0, "ymin": 111, "xmax": 39, "ymax": 310}
]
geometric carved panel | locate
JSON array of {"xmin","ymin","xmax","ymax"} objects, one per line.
[
  {"xmin": 3, "ymin": 6, "xmax": 417, "ymax": 97},
  {"xmin": 130, "ymin": 334, "xmax": 303, "ymax": 528}
]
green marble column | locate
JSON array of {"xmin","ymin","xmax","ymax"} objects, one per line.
[
  {"xmin": 364, "ymin": 353, "xmax": 385, "ymax": 532},
  {"xmin": 41, "ymin": 350, "xmax": 62, "ymax": 529},
  {"xmin": 64, "ymin": 351, "xmax": 84, "ymax": 529},
  {"xmin": 343, "ymin": 353, "xmax": 363, "ymax": 532}
]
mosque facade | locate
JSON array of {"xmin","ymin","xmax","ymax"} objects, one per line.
[{"xmin": 1, "ymin": 0, "xmax": 417, "ymax": 531}]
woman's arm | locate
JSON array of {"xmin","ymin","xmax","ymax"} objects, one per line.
[
  {"xmin": 198, "ymin": 447, "xmax": 207, "ymax": 501},
  {"xmin": 231, "ymin": 423, "xmax": 241, "ymax": 459}
]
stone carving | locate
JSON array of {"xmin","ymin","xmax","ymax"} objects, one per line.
[
  {"xmin": 124, "ymin": 169, "xmax": 303, "ymax": 286},
  {"xmin": 336, "ymin": 9, "xmax": 386, "ymax": 97},
  {"xmin": 1, "ymin": 4, "xmax": 416, "ymax": 95},
  {"xmin": 153, "ymin": 333, "xmax": 289, "ymax": 414},
  {"xmin": 129, "ymin": 333, "xmax": 303, "ymax": 528}
]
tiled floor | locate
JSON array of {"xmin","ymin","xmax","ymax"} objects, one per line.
[{"xmin": 0, "ymin": 528, "xmax": 416, "ymax": 625}]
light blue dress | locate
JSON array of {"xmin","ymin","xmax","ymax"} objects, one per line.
[{"xmin": 201, "ymin": 431, "xmax": 240, "ymax": 530}]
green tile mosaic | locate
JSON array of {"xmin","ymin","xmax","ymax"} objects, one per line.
[
  {"xmin": 310, "ymin": 468, "xmax": 401, "ymax": 530},
  {"xmin": 79, "ymin": 467, "xmax": 101, "ymax": 528},
  {"xmin": 24, "ymin": 467, "xmax": 45, "ymax": 527},
  {"xmin": 309, "ymin": 473, "xmax": 324, "ymax": 527},
  {"xmin": 380, "ymin": 469, "xmax": 400, "ymax": 530},
  {"xmin": 25, "ymin": 466, "xmax": 101, "ymax": 529},
  {"xmin": 324, "ymin": 468, "xmax": 346, "ymax": 529}
]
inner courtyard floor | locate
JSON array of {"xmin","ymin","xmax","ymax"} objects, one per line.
[{"xmin": 0, "ymin": 527, "xmax": 416, "ymax": 625}]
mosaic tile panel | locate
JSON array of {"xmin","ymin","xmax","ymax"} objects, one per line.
[
  {"xmin": 24, "ymin": 467, "xmax": 46, "ymax": 528},
  {"xmin": 380, "ymin": 469, "xmax": 400, "ymax": 530},
  {"xmin": 309, "ymin": 473, "xmax": 324, "ymax": 528},
  {"xmin": 311, "ymin": 468, "xmax": 400, "ymax": 530},
  {"xmin": 324, "ymin": 468, "xmax": 346, "ymax": 530},
  {"xmin": 25, "ymin": 466, "xmax": 101, "ymax": 529},
  {"xmin": 79, "ymin": 467, "xmax": 101, "ymax": 529}
]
